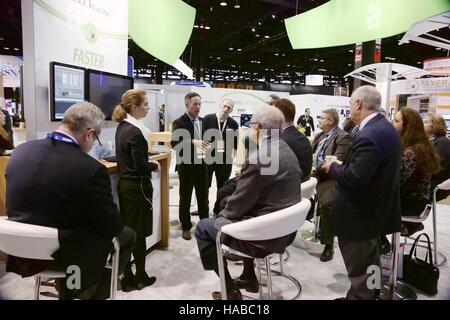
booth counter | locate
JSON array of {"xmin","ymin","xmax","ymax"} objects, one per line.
[{"xmin": 0, "ymin": 152, "xmax": 170, "ymax": 250}]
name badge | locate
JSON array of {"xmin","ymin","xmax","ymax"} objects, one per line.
[
  {"xmin": 196, "ymin": 147, "xmax": 206, "ymax": 159},
  {"xmin": 306, "ymin": 123, "xmax": 310, "ymax": 127},
  {"xmin": 217, "ymin": 140, "xmax": 225, "ymax": 153}
]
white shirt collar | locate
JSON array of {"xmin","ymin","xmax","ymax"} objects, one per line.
[
  {"xmin": 55, "ymin": 130, "xmax": 79, "ymax": 145},
  {"xmin": 124, "ymin": 114, "xmax": 151, "ymax": 143},
  {"xmin": 359, "ymin": 112, "xmax": 379, "ymax": 131}
]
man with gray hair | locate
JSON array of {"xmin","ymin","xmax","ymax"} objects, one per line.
[
  {"xmin": 195, "ymin": 105, "xmax": 302, "ymax": 300},
  {"xmin": 6, "ymin": 102, "xmax": 136, "ymax": 299},
  {"xmin": 311, "ymin": 108, "xmax": 351, "ymax": 262},
  {"xmin": 322, "ymin": 85, "xmax": 402, "ymax": 299}
]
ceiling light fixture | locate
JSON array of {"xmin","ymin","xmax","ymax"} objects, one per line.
[
  {"xmin": 237, "ymin": 48, "xmax": 242, "ymax": 51},
  {"xmin": 3, "ymin": 47, "xmax": 9, "ymax": 50},
  {"xmin": 272, "ymin": 14, "xmax": 276, "ymax": 19},
  {"xmin": 205, "ymin": 26, "xmax": 210, "ymax": 30},
  {"xmin": 264, "ymin": 35, "xmax": 270, "ymax": 39},
  {"xmin": 13, "ymin": 48, "xmax": 19, "ymax": 51},
  {"xmin": 220, "ymin": 2, "xmax": 227, "ymax": 6},
  {"xmin": 193, "ymin": 25, "xmax": 199, "ymax": 28},
  {"xmin": 229, "ymin": 47, "xmax": 234, "ymax": 50},
  {"xmin": 234, "ymin": 0, "xmax": 240, "ymax": 8},
  {"xmin": 251, "ymin": 28, "xmax": 256, "ymax": 32},
  {"xmin": 274, "ymin": 53, "xmax": 279, "ymax": 56}
]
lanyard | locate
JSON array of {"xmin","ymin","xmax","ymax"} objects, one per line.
[
  {"xmin": 216, "ymin": 115, "xmax": 228, "ymax": 135},
  {"xmin": 46, "ymin": 132, "xmax": 78, "ymax": 146}
]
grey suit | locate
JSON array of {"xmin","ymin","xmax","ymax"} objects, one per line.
[
  {"xmin": 195, "ymin": 137, "xmax": 302, "ymax": 271},
  {"xmin": 312, "ymin": 127, "xmax": 351, "ymax": 246}
]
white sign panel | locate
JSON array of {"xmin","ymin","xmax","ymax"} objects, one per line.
[
  {"xmin": 0, "ymin": 55, "xmax": 23, "ymax": 88},
  {"xmin": 34, "ymin": 0, "xmax": 128, "ymax": 74},
  {"xmin": 393, "ymin": 77, "xmax": 450, "ymax": 95},
  {"xmin": 305, "ymin": 75, "xmax": 324, "ymax": 86}
]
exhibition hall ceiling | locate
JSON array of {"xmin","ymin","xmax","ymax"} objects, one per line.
[{"xmin": 1, "ymin": 0, "xmax": 449, "ymax": 85}]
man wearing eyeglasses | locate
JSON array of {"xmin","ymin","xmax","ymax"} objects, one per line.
[
  {"xmin": 5, "ymin": 102, "xmax": 136, "ymax": 299},
  {"xmin": 311, "ymin": 109, "xmax": 351, "ymax": 263}
]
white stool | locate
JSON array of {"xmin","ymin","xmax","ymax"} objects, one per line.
[
  {"xmin": 216, "ymin": 199, "xmax": 311, "ymax": 300},
  {"xmin": 0, "ymin": 217, "xmax": 120, "ymax": 300}
]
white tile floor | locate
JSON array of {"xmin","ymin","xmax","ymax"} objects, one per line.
[{"xmin": 1, "ymin": 175, "xmax": 449, "ymax": 300}]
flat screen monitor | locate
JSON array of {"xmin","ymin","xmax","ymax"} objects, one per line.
[
  {"xmin": 240, "ymin": 114, "xmax": 253, "ymax": 128},
  {"xmin": 50, "ymin": 62, "xmax": 86, "ymax": 121},
  {"xmin": 88, "ymin": 70, "xmax": 133, "ymax": 120}
]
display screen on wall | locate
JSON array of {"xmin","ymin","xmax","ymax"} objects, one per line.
[
  {"xmin": 87, "ymin": 70, "xmax": 133, "ymax": 120},
  {"xmin": 49, "ymin": 62, "xmax": 86, "ymax": 121}
]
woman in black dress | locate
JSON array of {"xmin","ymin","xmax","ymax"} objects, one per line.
[{"xmin": 112, "ymin": 89, "xmax": 159, "ymax": 291}]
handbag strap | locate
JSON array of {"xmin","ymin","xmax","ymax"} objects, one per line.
[{"xmin": 407, "ymin": 232, "xmax": 434, "ymax": 265}]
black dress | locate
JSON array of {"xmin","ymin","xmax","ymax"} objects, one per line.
[{"xmin": 115, "ymin": 122, "xmax": 158, "ymax": 237}]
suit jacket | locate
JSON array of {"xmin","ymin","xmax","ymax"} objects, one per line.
[
  {"xmin": 297, "ymin": 115, "xmax": 315, "ymax": 136},
  {"xmin": 115, "ymin": 121, "xmax": 158, "ymax": 178},
  {"xmin": 281, "ymin": 125, "xmax": 313, "ymax": 182},
  {"xmin": 215, "ymin": 138, "xmax": 302, "ymax": 254},
  {"xmin": 432, "ymin": 135, "xmax": 450, "ymax": 200},
  {"xmin": 6, "ymin": 136, "xmax": 123, "ymax": 288},
  {"xmin": 171, "ymin": 113, "xmax": 206, "ymax": 167},
  {"xmin": 312, "ymin": 127, "xmax": 351, "ymax": 181},
  {"xmin": 329, "ymin": 114, "xmax": 402, "ymax": 240}
]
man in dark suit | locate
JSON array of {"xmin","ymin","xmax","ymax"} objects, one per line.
[
  {"xmin": 6, "ymin": 102, "xmax": 135, "ymax": 299},
  {"xmin": 323, "ymin": 85, "xmax": 402, "ymax": 300},
  {"xmin": 172, "ymin": 92, "xmax": 211, "ymax": 241},
  {"xmin": 274, "ymin": 98, "xmax": 312, "ymax": 182},
  {"xmin": 297, "ymin": 108, "xmax": 315, "ymax": 137},
  {"xmin": 203, "ymin": 99, "xmax": 239, "ymax": 198},
  {"xmin": 312, "ymin": 108, "xmax": 351, "ymax": 262},
  {"xmin": 195, "ymin": 105, "xmax": 302, "ymax": 300}
]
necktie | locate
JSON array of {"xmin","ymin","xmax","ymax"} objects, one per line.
[{"xmin": 313, "ymin": 137, "xmax": 327, "ymax": 167}]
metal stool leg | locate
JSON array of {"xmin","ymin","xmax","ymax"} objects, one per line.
[
  {"xmin": 265, "ymin": 257, "xmax": 272, "ymax": 300},
  {"xmin": 34, "ymin": 275, "xmax": 41, "ymax": 300},
  {"xmin": 110, "ymin": 237, "xmax": 120, "ymax": 300},
  {"xmin": 381, "ymin": 232, "xmax": 417, "ymax": 300},
  {"xmin": 216, "ymin": 232, "xmax": 228, "ymax": 300}
]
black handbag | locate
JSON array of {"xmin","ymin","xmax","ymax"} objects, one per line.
[{"xmin": 403, "ymin": 233, "xmax": 440, "ymax": 295}]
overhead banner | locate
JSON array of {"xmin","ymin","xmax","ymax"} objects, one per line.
[
  {"xmin": 128, "ymin": 0, "xmax": 195, "ymax": 77},
  {"xmin": 34, "ymin": 0, "xmax": 128, "ymax": 74},
  {"xmin": 285, "ymin": 0, "xmax": 450, "ymax": 49}
]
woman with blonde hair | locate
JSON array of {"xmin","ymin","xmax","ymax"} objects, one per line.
[
  {"xmin": 392, "ymin": 108, "xmax": 441, "ymax": 235},
  {"xmin": 113, "ymin": 89, "xmax": 158, "ymax": 291},
  {"xmin": 423, "ymin": 113, "xmax": 450, "ymax": 201}
]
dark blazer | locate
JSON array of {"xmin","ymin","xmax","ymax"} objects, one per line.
[
  {"xmin": 312, "ymin": 127, "xmax": 351, "ymax": 181},
  {"xmin": 297, "ymin": 114, "xmax": 315, "ymax": 136},
  {"xmin": 215, "ymin": 138, "xmax": 302, "ymax": 255},
  {"xmin": 312, "ymin": 127, "xmax": 351, "ymax": 162},
  {"xmin": 329, "ymin": 114, "xmax": 402, "ymax": 240},
  {"xmin": 432, "ymin": 135, "xmax": 450, "ymax": 200},
  {"xmin": 115, "ymin": 121, "xmax": 158, "ymax": 178},
  {"xmin": 281, "ymin": 125, "xmax": 313, "ymax": 182},
  {"xmin": 171, "ymin": 113, "xmax": 207, "ymax": 166},
  {"xmin": 6, "ymin": 136, "xmax": 123, "ymax": 288}
]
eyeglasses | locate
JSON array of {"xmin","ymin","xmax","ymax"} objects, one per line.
[{"xmin": 88, "ymin": 128, "xmax": 102, "ymax": 146}]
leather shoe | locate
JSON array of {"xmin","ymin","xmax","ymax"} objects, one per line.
[
  {"xmin": 320, "ymin": 245, "xmax": 334, "ymax": 262},
  {"xmin": 212, "ymin": 289, "xmax": 242, "ymax": 300},
  {"xmin": 135, "ymin": 274, "xmax": 156, "ymax": 290},
  {"xmin": 233, "ymin": 277, "xmax": 259, "ymax": 293},
  {"xmin": 182, "ymin": 230, "xmax": 192, "ymax": 240}
]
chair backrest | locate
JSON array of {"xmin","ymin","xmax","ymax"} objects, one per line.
[
  {"xmin": 437, "ymin": 178, "xmax": 450, "ymax": 191},
  {"xmin": 0, "ymin": 217, "xmax": 59, "ymax": 260},
  {"xmin": 221, "ymin": 198, "xmax": 311, "ymax": 241},
  {"xmin": 301, "ymin": 177, "xmax": 317, "ymax": 199}
]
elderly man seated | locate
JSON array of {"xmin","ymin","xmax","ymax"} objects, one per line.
[{"xmin": 194, "ymin": 105, "xmax": 302, "ymax": 300}]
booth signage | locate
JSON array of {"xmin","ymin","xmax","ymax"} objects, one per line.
[
  {"xmin": 0, "ymin": 55, "xmax": 23, "ymax": 88},
  {"xmin": 423, "ymin": 58, "xmax": 450, "ymax": 76}
]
